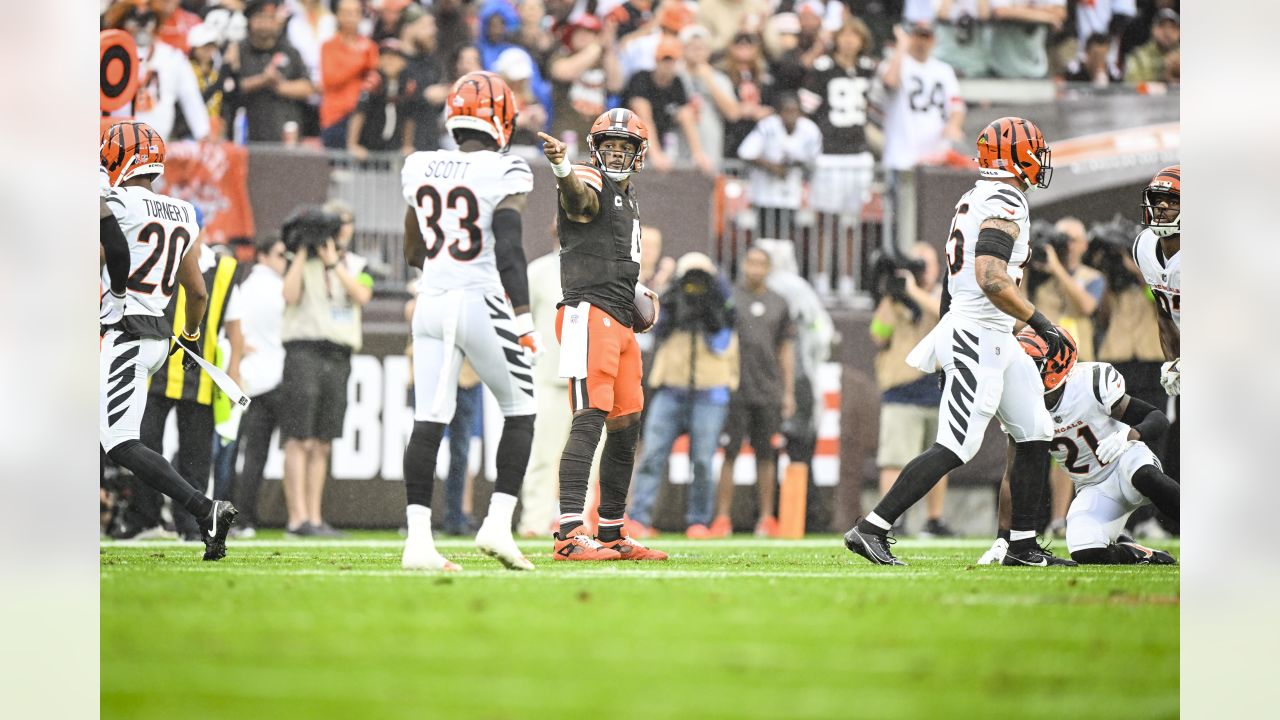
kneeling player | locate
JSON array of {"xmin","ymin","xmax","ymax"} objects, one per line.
[{"xmin": 981, "ymin": 328, "xmax": 1179, "ymax": 565}]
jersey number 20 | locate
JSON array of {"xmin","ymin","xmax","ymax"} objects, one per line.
[
  {"xmin": 416, "ymin": 185, "xmax": 482, "ymax": 261},
  {"xmin": 128, "ymin": 221, "xmax": 192, "ymax": 297}
]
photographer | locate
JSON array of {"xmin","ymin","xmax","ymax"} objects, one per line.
[
  {"xmin": 870, "ymin": 242, "xmax": 954, "ymax": 537},
  {"xmin": 279, "ymin": 202, "xmax": 373, "ymax": 538},
  {"xmin": 1027, "ymin": 217, "xmax": 1105, "ymax": 360},
  {"xmin": 626, "ymin": 253, "xmax": 738, "ymax": 537}
]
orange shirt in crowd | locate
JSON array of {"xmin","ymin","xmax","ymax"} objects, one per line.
[
  {"xmin": 320, "ymin": 34, "xmax": 379, "ymax": 129},
  {"xmin": 157, "ymin": 6, "xmax": 202, "ymax": 54}
]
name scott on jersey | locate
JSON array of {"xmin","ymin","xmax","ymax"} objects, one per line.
[
  {"xmin": 416, "ymin": 160, "xmax": 471, "ymax": 180},
  {"xmin": 141, "ymin": 197, "xmax": 191, "ymax": 223}
]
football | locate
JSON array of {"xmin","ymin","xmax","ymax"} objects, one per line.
[{"xmin": 633, "ymin": 283, "xmax": 659, "ymax": 333}]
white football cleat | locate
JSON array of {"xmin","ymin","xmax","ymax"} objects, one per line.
[
  {"xmin": 475, "ymin": 521, "xmax": 535, "ymax": 571},
  {"xmin": 977, "ymin": 537, "xmax": 1009, "ymax": 566},
  {"xmin": 401, "ymin": 539, "xmax": 461, "ymax": 572}
]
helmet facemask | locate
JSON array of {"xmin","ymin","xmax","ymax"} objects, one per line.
[
  {"xmin": 1142, "ymin": 188, "xmax": 1180, "ymax": 237},
  {"xmin": 589, "ymin": 132, "xmax": 643, "ymax": 181}
]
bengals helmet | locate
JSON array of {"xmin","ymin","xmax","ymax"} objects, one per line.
[
  {"xmin": 1141, "ymin": 165, "xmax": 1180, "ymax": 238},
  {"xmin": 100, "ymin": 121, "xmax": 166, "ymax": 188},
  {"xmin": 1016, "ymin": 325, "xmax": 1078, "ymax": 394},
  {"xmin": 445, "ymin": 71, "xmax": 519, "ymax": 149},
  {"xmin": 587, "ymin": 108, "xmax": 648, "ymax": 181},
  {"xmin": 976, "ymin": 116, "xmax": 1052, "ymax": 190}
]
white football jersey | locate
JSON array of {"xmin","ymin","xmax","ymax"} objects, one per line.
[
  {"xmin": 401, "ymin": 149, "xmax": 533, "ymax": 294},
  {"xmin": 103, "ymin": 185, "xmax": 201, "ymax": 318},
  {"xmin": 879, "ymin": 54, "xmax": 962, "ymax": 171},
  {"xmin": 1048, "ymin": 361, "xmax": 1129, "ymax": 489},
  {"xmin": 1132, "ymin": 228, "xmax": 1180, "ymax": 330},
  {"xmin": 943, "ymin": 180, "xmax": 1032, "ymax": 332}
]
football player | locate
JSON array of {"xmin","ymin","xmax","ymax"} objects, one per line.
[
  {"xmin": 845, "ymin": 116, "xmax": 1073, "ymax": 566},
  {"xmin": 399, "ymin": 71, "xmax": 539, "ymax": 572},
  {"xmin": 536, "ymin": 109, "xmax": 666, "ymax": 561},
  {"xmin": 979, "ymin": 328, "xmax": 1179, "ymax": 565},
  {"xmin": 1133, "ymin": 165, "xmax": 1180, "ymax": 396},
  {"xmin": 99, "ymin": 121, "xmax": 237, "ymax": 561}
]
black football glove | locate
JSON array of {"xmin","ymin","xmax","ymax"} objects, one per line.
[
  {"xmin": 1025, "ymin": 309, "xmax": 1063, "ymax": 360},
  {"xmin": 169, "ymin": 329, "xmax": 202, "ymax": 372}
]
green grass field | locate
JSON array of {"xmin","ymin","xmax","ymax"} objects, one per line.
[{"xmin": 101, "ymin": 534, "xmax": 1178, "ymax": 719}]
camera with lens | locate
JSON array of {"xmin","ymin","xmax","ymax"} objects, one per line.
[
  {"xmin": 657, "ymin": 267, "xmax": 731, "ymax": 339},
  {"xmin": 1084, "ymin": 215, "xmax": 1144, "ymax": 292},
  {"xmin": 1028, "ymin": 220, "xmax": 1072, "ymax": 269},
  {"xmin": 281, "ymin": 204, "xmax": 342, "ymax": 255},
  {"xmin": 868, "ymin": 249, "xmax": 926, "ymax": 320}
]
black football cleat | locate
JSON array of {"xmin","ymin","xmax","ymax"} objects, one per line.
[
  {"xmin": 1119, "ymin": 540, "xmax": 1177, "ymax": 565},
  {"xmin": 1002, "ymin": 542, "xmax": 1077, "ymax": 567},
  {"xmin": 844, "ymin": 523, "xmax": 906, "ymax": 566},
  {"xmin": 200, "ymin": 500, "xmax": 239, "ymax": 562}
]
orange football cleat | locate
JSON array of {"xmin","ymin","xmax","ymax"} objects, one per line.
[
  {"xmin": 755, "ymin": 515, "xmax": 781, "ymax": 538},
  {"xmin": 685, "ymin": 523, "xmax": 711, "ymax": 539},
  {"xmin": 708, "ymin": 515, "xmax": 733, "ymax": 538},
  {"xmin": 601, "ymin": 529, "xmax": 668, "ymax": 561},
  {"xmin": 553, "ymin": 526, "xmax": 623, "ymax": 561}
]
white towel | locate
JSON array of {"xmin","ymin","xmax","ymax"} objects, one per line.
[
  {"xmin": 906, "ymin": 323, "xmax": 941, "ymax": 373},
  {"xmin": 557, "ymin": 301, "xmax": 591, "ymax": 380}
]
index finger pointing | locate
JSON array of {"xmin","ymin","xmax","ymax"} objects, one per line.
[{"xmin": 536, "ymin": 132, "xmax": 559, "ymax": 146}]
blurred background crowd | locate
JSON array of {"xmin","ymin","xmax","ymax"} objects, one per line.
[{"xmin": 99, "ymin": 0, "xmax": 1180, "ymax": 542}]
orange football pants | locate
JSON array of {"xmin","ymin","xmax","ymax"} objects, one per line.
[{"xmin": 555, "ymin": 305, "xmax": 644, "ymax": 419}]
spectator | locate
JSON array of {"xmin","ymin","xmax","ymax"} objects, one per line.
[
  {"xmin": 763, "ymin": 13, "xmax": 806, "ymax": 94},
  {"xmin": 608, "ymin": 0, "xmax": 657, "ymax": 39},
  {"xmin": 227, "ymin": 0, "xmax": 314, "ymax": 143},
  {"xmin": 878, "ymin": 21, "xmax": 965, "ymax": 173},
  {"xmin": 799, "ymin": 17, "xmax": 878, "ymax": 295},
  {"xmin": 401, "ymin": 14, "xmax": 451, "ymax": 152},
  {"xmin": 624, "ymin": 37, "xmax": 715, "ymax": 174},
  {"xmin": 549, "ymin": 15, "xmax": 624, "ymax": 156},
  {"xmin": 678, "ymin": 24, "xmax": 741, "ymax": 171},
  {"xmin": 432, "ymin": 0, "xmax": 476, "ymax": 64},
  {"xmin": 202, "ymin": 1, "xmax": 248, "ymax": 48},
  {"xmin": 516, "ymin": 0, "xmax": 558, "ymax": 64},
  {"xmin": 121, "ymin": 244, "xmax": 243, "ymax": 541},
  {"xmin": 187, "ymin": 24, "xmax": 230, "ymax": 139},
  {"xmin": 698, "ymin": 0, "xmax": 772, "ymax": 54},
  {"xmin": 108, "ymin": 4, "xmax": 211, "ymax": 141},
  {"xmin": 493, "ymin": 47, "xmax": 550, "ymax": 144},
  {"xmin": 1030, "ymin": 217, "xmax": 1106, "ymax": 360},
  {"xmin": 319, "ymin": 0, "xmax": 379, "ymax": 149},
  {"xmin": 347, "ymin": 38, "xmax": 418, "ymax": 159},
  {"xmin": 279, "ymin": 203, "xmax": 373, "ymax": 537},
  {"xmin": 1125, "ymin": 9, "xmax": 1178, "ymax": 85},
  {"xmin": 476, "ymin": 0, "xmax": 553, "ymax": 125},
  {"xmin": 794, "ymin": 1, "xmax": 837, "ymax": 70},
  {"xmin": 1091, "ymin": 226, "xmax": 1166, "ymax": 408},
  {"xmin": 736, "ymin": 92, "xmax": 822, "ymax": 241},
  {"xmin": 617, "ymin": 0, "xmax": 695, "ymax": 81},
  {"xmin": 1073, "ymin": 0, "xmax": 1136, "ymax": 67},
  {"xmin": 627, "ymin": 253, "xmax": 738, "ymax": 538},
  {"xmin": 1063, "ymin": 32, "xmax": 1122, "ymax": 85},
  {"xmin": 521, "ymin": 235, "xmax": 570, "ymax": 538},
  {"xmin": 230, "ymin": 236, "xmax": 290, "ymax": 538},
  {"xmin": 285, "ymin": 0, "xmax": 337, "ymax": 86},
  {"xmin": 712, "ymin": 246, "xmax": 796, "ymax": 538},
  {"xmin": 153, "ymin": 0, "xmax": 202, "ymax": 54},
  {"xmin": 719, "ymin": 31, "xmax": 775, "ymax": 159},
  {"xmin": 372, "ymin": 0, "xmax": 426, "ymax": 43},
  {"xmin": 870, "ymin": 242, "xmax": 954, "ymax": 536},
  {"xmin": 988, "ymin": 0, "xmax": 1067, "ymax": 79},
  {"xmin": 933, "ymin": 0, "xmax": 992, "ymax": 79}
]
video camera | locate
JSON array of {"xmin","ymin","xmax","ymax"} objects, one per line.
[
  {"xmin": 868, "ymin": 249, "xmax": 926, "ymax": 320},
  {"xmin": 281, "ymin": 205, "xmax": 342, "ymax": 255},
  {"xmin": 657, "ymin": 267, "xmax": 731, "ymax": 339},
  {"xmin": 1083, "ymin": 215, "xmax": 1144, "ymax": 293}
]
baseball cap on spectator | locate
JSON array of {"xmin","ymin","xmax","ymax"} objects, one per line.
[
  {"xmin": 658, "ymin": 1, "xmax": 695, "ymax": 34},
  {"xmin": 186, "ymin": 23, "xmax": 218, "ymax": 51},
  {"xmin": 494, "ymin": 47, "xmax": 534, "ymax": 82},
  {"xmin": 656, "ymin": 36, "xmax": 683, "ymax": 61},
  {"xmin": 796, "ymin": 0, "xmax": 825, "ymax": 19},
  {"xmin": 903, "ymin": 19, "xmax": 935, "ymax": 37},
  {"xmin": 771, "ymin": 12, "xmax": 801, "ymax": 36},
  {"xmin": 243, "ymin": 0, "xmax": 280, "ymax": 20},
  {"xmin": 1154, "ymin": 9, "xmax": 1179, "ymax": 26},
  {"xmin": 675, "ymin": 251, "xmax": 717, "ymax": 277},
  {"xmin": 678, "ymin": 24, "xmax": 711, "ymax": 45}
]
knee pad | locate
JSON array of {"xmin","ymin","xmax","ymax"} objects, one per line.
[{"xmin": 603, "ymin": 421, "xmax": 642, "ymax": 465}]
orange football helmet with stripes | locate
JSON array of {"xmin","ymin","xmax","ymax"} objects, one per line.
[
  {"xmin": 587, "ymin": 108, "xmax": 648, "ymax": 181},
  {"xmin": 445, "ymin": 71, "xmax": 519, "ymax": 149},
  {"xmin": 1017, "ymin": 325, "xmax": 1078, "ymax": 393},
  {"xmin": 1141, "ymin": 164, "xmax": 1180, "ymax": 237},
  {"xmin": 976, "ymin": 116, "xmax": 1052, "ymax": 190},
  {"xmin": 100, "ymin": 120, "xmax": 166, "ymax": 187}
]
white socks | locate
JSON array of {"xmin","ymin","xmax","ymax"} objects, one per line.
[
  {"xmin": 1010, "ymin": 529, "xmax": 1036, "ymax": 542},
  {"xmin": 406, "ymin": 504, "xmax": 434, "ymax": 544},
  {"xmin": 484, "ymin": 492, "xmax": 518, "ymax": 530}
]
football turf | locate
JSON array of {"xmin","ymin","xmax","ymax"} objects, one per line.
[{"xmin": 101, "ymin": 534, "xmax": 1178, "ymax": 719}]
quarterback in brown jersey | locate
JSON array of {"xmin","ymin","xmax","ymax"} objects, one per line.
[{"xmin": 537, "ymin": 110, "xmax": 666, "ymax": 561}]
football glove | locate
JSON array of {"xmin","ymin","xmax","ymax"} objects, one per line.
[
  {"xmin": 100, "ymin": 289, "xmax": 126, "ymax": 328},
  {"xmin": 169, "ymin": 329, "xmax": 203, "ymax": 372},
  {"xmin": 1094, "ymin": 428, "xmax": 1135, "ymax": 465},
  {"xmin": 1026, "ymin": 309, "xmax": 1063, "ymax": 360},
  {"xmin": 514, "ymin": 313, "xmax": 543, "ymax": 365},
  {"xmin": 1160, "ymin": 358, "xmax": 1180, "ymax": 397}
]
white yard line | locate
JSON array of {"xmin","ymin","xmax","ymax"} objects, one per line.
[{"xmin": 101, "ymin": 537, "xmax": 1031, "ymax": 551}]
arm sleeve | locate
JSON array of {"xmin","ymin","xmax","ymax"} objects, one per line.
[
  {"xmin": 100, "ymin": 212, "xmax": 131, "ymax": 296},
  {"xmin": 1119, "ymin": 395, "xmax": 1169, "ymax": 443},
  {"xmin": 974, "ymin": 225, "xmax": 1016, "ymax": 262},
  {"xmin": 492, "ymin": 207, "xmax": 530, "ymax": 310}
]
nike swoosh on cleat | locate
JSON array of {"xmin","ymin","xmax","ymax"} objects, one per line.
[
  {"xmin": 208, "ymin": 509, "xmax": 217, "ymax": 539},
  {"xmin": 1010, "ymin": 556, "xmax": 1048, "ymax": 567}
]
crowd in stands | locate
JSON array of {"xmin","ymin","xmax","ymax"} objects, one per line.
[{"xmin": 104, "ymin": 0, "xmax": 1180, "ymax": 161}]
